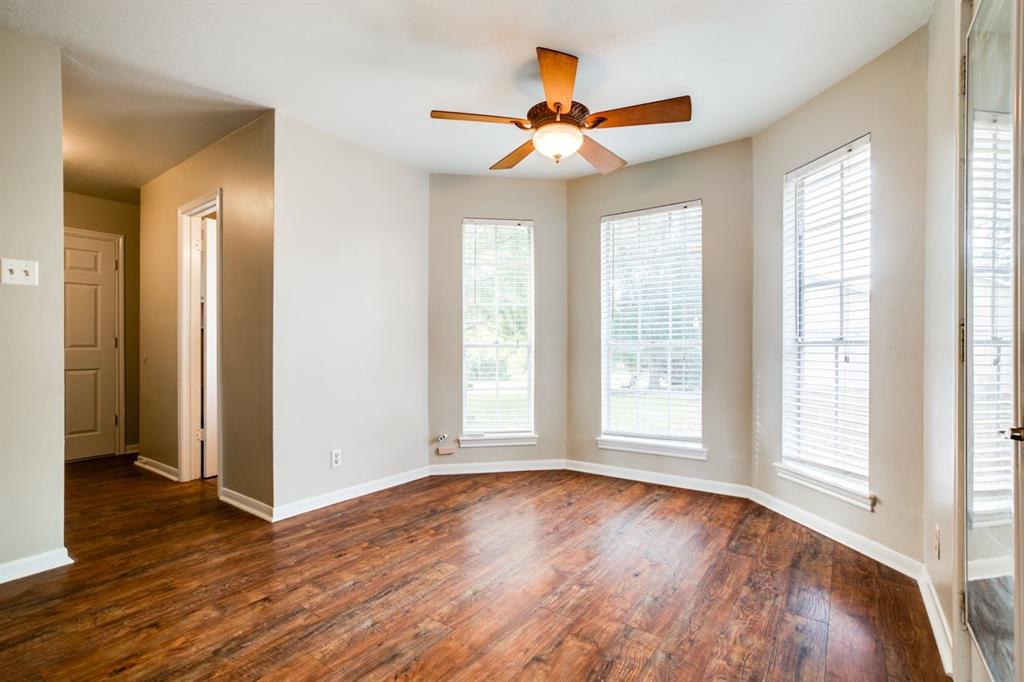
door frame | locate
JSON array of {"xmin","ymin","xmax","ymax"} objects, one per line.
[
  {"xmin": 176, "ymin": 190, "xmax": 222, "ymax": 489},
  {"xmin": 64, "ymin": 226, "xmax": 126, "ymax": 458},
  {"xmin": 1013, "ymin": 0, "xmax": 1024, "ymax": 670},
  {"xmin": 954, "ymin": 3, "xmax": 971, "ymax": 678},
  {"xmin": 956, "ymin": 0, "xmax": 1023, "ymax": 677}
]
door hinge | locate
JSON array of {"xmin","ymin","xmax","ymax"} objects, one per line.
[
  {"xmin": 114, "ymin": 413, "xmax": 119, "ymax": 427},
  {"xmin": 959, "ymin": 590, "xmax": 968, "ymax": 629},
  {"xmin": 195, "ymin": 428, "xmax": 206, "ymax": 442},
  {"xmin": 114, "ymin": 336, "xmax": 119, "ymax": 349},
  {"xmin": 959, "ymin": 54, "xmax": 966, "ymax": 96},
  {"xmin": 115, "ymin": 258, "xmax": 119, "ymax": 271},
  {"xmin": 959, "ymin": 321, "xmax": 966, "ymax": 362}
]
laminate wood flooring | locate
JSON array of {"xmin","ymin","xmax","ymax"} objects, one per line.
[{"xmin": 0, "ymin": 456, "xmax": 948, "ymax": 680}]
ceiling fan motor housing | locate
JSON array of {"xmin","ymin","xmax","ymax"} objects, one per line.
[{"xmin": 527, "ymin": 101, "xmax": 590, "ymax": 130}]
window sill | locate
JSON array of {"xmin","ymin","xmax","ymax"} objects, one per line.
[
  {"xmin": 596, "ymin": 435, "xmax": 708, "ymax": 461},
  {"xmin": 774, "ymin": 462, "xmax": 876, "ymax": 512},
  {"xmin": 458, "ymin": 433, "xmax": 538, "ymax": 448}
]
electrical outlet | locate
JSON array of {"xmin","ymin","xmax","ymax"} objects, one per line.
[
  {"xmin": 330, "ymin": 449, "xmax": 342, "ymax": 468},
  {"xmin": 933, "ymin": 524, "xmax": 941, "ymax": 560}
]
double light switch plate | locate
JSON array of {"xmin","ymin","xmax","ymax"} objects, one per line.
[{"xmin": 1, "ymin": 258, "xmax": 39, "ymax": 286}]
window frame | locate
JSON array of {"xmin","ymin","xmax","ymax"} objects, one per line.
[
  {"xmin": 459, "ymin": 217, "xmax": 537, "ymax": 446},
  {"xmin": 778, "ymin": 134, "xmax": 875, "ymax": 511},
  {"xmin": 965, "ymin": 110, "xmax": 1014, "ymax": 526},
  {"xmin": 597, "ymin": 200, "xmax": 706, "ymax": 460}
]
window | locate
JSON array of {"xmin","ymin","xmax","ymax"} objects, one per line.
[
  {"xmin": 598, "ymin": 201, "xmax": 704, "ymax": 459},
  {"xmin": 968, "ymin": 111, "xmax": 1013, "ymax": 524},
  {"xmin": 781, "ymin": 135, "xmax": 872, "ymax": 508},
  {"xmin": 460, "ymin": 219, "xmax": 535, "ymax": 446}
]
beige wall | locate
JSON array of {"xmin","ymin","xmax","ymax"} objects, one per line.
[
  {"xmin": 752, "ymin": 27, "xmax": 928, "ymax": 560},
  {"xmin": 922, "ymin": 0, "xmax": 961, "ymax": 638},
  {"xmin": 273, "ymin": 114, "xmax": 429, "ymax": 506},
  {"xmin": 567, "ymin": 139, "xmax": 754, "ymax": 485},
  {"xmin": 63, "ymin": 192, "xmax": 141, "ymax": 447},
  {"xmin": 0, "ymin": 29, "xmax": 65, "ymax": 564},
  {"xmin": 140, "ymin": 112, "xmax": 275, "ymax": 504},
  {"xmin": 429, "ymin": 175, "xmax": 567, "ymax": 464}
]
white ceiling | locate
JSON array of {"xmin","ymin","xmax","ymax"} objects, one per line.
[
  {"xmin": 1, "ymin": 0, "xmax": 933, "ymax": 200},
  {"xmin": 60, "ymin": 53, "xmax": 267, "ymax": 203}
]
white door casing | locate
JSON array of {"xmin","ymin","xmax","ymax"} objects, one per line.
[
  {"xmin": 64, "ymin": 230, "xmax": 123, "ymax": 460},
  {"xmin": 178, "ymin": 191, "xmax": 221, "ymax": 485}
]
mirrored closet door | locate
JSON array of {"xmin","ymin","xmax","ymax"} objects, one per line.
[{"xmin": 964, "ymin": 1, "xmax": 1020, "ymax": 679}]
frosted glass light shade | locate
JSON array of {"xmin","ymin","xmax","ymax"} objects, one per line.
[{"xmin": 532, "ymin": 122, "xmax": 583, "ymax": 162}]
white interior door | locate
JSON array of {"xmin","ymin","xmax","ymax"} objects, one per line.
[
  {"xmin": 64, "ymin": 232, "xmax": 117, "ymax": 460},
  {"xmin": 187, "ymin": 213, "xmax": 219, "ymax": 479},
  {"xmin": 201, "ymin": 216, "xmax": 219, "ymax": 478}
]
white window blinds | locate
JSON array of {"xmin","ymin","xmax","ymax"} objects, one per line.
[
  {"xmin": 968, "ymin": 111, "xmax": 1013, "ymax": 524},
  {"xmin": 601, "ymin": 202, "xmax": 703, "ymax": 443},
  {"xmin": 782, "ymin": 136, "xmax": 871, "ymax": 494},
  {"xmin": 462, "ymin": 219, "xmax": 534, "ymax": 435}
]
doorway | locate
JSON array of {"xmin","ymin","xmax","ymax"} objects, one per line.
[
  {"xmin": 64, "ymin": 227, "xmax": 124, "ymax": 461},
  {"xmin": 178, "ymin": 192, "xmax": 221, "ymax": 483}
]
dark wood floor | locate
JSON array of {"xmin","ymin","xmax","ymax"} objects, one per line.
[{"xmin": 0, "ymin": 456, "xmax": 947, "ymax": 680}]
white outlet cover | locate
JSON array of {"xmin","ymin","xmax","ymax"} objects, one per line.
[{"xmin": 1, "ymin": 258, "xmax": 39, "ymax": 286}]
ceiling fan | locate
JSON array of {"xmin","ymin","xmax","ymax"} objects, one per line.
[{"xmin": 430, "ymin": 47, "xmax": 692, "ymax": 175}]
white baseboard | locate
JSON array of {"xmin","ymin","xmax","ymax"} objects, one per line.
[
  {"xmin": 124, "ymin": 443, "xmax": 141, "ymax": 455},
  {"xmin": 134, "ymin": 456, "xmax": 179, "ymax": 482},
  {"xmin": 918, "ymin": 569, "xmax": 954, "ymax": 674},
  {"xmin": 220, "ymin": 487, "xmax": 274, "ymax": 522},
  {"xmin": 565, "ymin": 458, "xmax": 750, "ymax": 499},
  {"xmin": 430, "ymin": 458, "xmax": 566, "ymax": 475},
  {"xmin": 272, "ymin": 466, "xmax": 431, "ymax": 522},
  {"xmin": 748, "ymin": 487, "xmax": 921, "ymax": 578},
  {"xmin": 0, "ymin": 547, "xmax": 73, "ymax": 584}
]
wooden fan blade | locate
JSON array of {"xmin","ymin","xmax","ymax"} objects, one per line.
[
  {"xmin": 490, "ymin": 139, "xmax": 535, "ymax": 170},
  {"xmin": 586, "ymin": 96, "xmax": 692, "ymax": 129},
  {"xmin": 431, "ymin": 110, "xmax": 530, "ymax": 126},
  {"xmin": 536, "ymin": 47, "xmax": 578, "ymax": 114},
  {"xmin": 578, "ymin": 136, "xmax": 626, "ymax": 174}
]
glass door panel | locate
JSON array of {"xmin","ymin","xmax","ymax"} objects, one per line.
[{"xmin": 966, "ymin": 1, "xmax": 1016, "ymax": 680}]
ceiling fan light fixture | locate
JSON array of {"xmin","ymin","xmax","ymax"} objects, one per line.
[
  {"xmin": 532, "ymin": 121, "xmax": 583, "ymax": 162},
  {"xmin": 431, "ymin": 47, "xmax": 690, "ymax": 173}
]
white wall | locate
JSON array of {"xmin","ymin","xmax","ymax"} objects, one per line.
[
  {"xmin": 273, "ymin": 113, "xmax": 429, "ymax": 507},
  {"xmin": 567, "ymin": 139, "xmax": 754, "ymax": 485},
  {"xmin": 428, "ymin": 175, "xmax": 567, "ymax": 464},
  {"xmin": 751, "ymin": 27, "xmax": 928, "ymax": 560},
  {"xmin": 923, "ymin": 0, "xmax": 961, "ymax": 640},
  {"xmin": 0, "ymin": 29, "xmax": 66, "ymax": 568}
]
